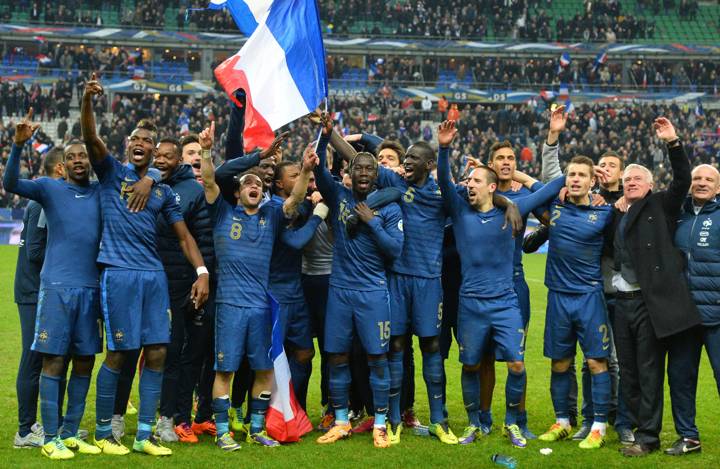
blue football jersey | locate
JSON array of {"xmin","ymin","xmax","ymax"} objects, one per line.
[
  {"xmin": 267, "ymin": 197, "xmax": 322, "ymax": 303},
  {"xmin": 545, "ymin": 200, "xmax": 614, "ymax": 293},
  {"xmin": 313, "ymin": 135, "xmax": 404, "ymax": 291},
  {"xmin": 437, "ymin": 146, "xmax": 565, "ymax": 298},
  {"xmin": 376, "ymin": 167, "xmax": 445, "ymax": 278},
  {"xmin": 210, "ymin": 196, "xmax": 285, "ymax": 308},
  {"xmin": 4, "ymin": 144, "xmax": 100, "ymax": 288},
  {"xmin": 93, "ymin": 156, "xmax": 183, "ymax": 271}
]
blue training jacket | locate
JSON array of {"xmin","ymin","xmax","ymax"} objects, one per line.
[{"xmin": 675, "ymin": 196, "xmax": 720, "ymax": 326}]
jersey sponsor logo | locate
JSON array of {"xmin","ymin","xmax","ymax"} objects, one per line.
[
  {"xmin": 123, "ymin": 176, "xmax": 135, "ymax": 182},
  {"xmin": 175, "ymin": 193, "xmax": 181, "ymax": 204},
  {"xmin": 398, "ymin": 220, "xmax": 403, "ymax": 232},
  {"xmin": 481, "ymin": 219, "xmax": 491, "ymax": 224},
  {"xmin": 74, "ymin": 193, "xmax": 88, "ymax": 198}
]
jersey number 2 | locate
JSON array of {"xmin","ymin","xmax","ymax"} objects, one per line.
[{"xmin": 549, "ymin": 209, "xmax": 561, "ymax": 226}]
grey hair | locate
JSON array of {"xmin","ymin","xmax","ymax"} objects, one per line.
[
  {"xmin": 623, "ymin": 164, "xmax": 653, "ymax": 184},
  {"xmin": 691, "ymin": 164, "xmax": 720, "ymax": 180}
]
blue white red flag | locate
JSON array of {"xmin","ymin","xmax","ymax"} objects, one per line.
[
  {"xmin": 559, "ymin": 52, "xmax": 571, "ymax": 67},
  {"xmin": 592, "ymin": 50, "xmax": 608, "ymax": 73},
  {"xmin": 265, "ymin": 294, "xmax": 313, "ymax": 442},
  {"xmin": 210, "ymin": 0, "xmax": 328, "ymax": 151}
]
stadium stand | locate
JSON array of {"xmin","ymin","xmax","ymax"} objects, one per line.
[{"xmin": 1, "ymin": 1, "xmax": 719, "ymax": 42}]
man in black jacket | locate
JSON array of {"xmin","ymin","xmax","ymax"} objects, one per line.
[
  {"xmin": 153, "ymin": 137, "xmax": 216, "ymax": 443},
  {"xmin": 612, "ymin": 117, "xmax": 701, "ymax": 457}
]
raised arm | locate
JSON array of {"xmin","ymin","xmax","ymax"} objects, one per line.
[
  {"xmin": 283, "ymin": 144, "xmax": 318, "ymax": 218},
  {"xmin": 80, "ymin": 73, "xmax": 109, "ymax": 164},
  {"xmin": 515, "ymin": 175, "xmax": 566, "ymax": 217},
  {"xmin": 225, "ymin": 90, "xmax": 246, "ymax": 161},
  {"xmin": 436, "ymin": 120, "xmax": 463, "ymax": 215},
  {"xmin": 330, "ymin": 129, "xmax": 357, "ymax": 162},
  {"xmin": 512, "ymin": 169, "xmax": 541, "ymax": 190},
  {"xmin": 3, "ymin": 110, "xmax": 43, "ymax": 200},
  {"xmin": 312, "ymin": 114, "xmax": 340, "ymax": 205},
  {"xmin": 198, "ymin": 122, "xmax": 220, "ymax": 204},
  {"xmin": 542, "ymin": 104, "xmax": 567, "ymax": 182},
  {"xmin": 654, "ymin": 118, "xmax": 691, "ymax": 217}
]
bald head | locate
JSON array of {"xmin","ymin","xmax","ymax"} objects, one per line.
[{"xmin": 690, "ymin": 164, "xmax": 720, "ymax": 204}]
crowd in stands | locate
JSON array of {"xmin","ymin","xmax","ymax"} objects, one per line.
[
  {"xmin": 320, "ymin": 0, "xmax": 658, "ymax": 42},
  {"xmin": 2, "ymin": 81, "xmax": 718, "ymax": 208},
  {"xmin": 330, "ymin": 54, "xmax": 719, "ymax": 91},
  {"xmin": 1, "ymin": 0, "xmax": 712, "ymax": 42}
]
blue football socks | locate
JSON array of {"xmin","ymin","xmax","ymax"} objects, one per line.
[
  {"xmin": 136, "ymin": 368, "xmax": 163, "ymax": 441},
  {"xmin": 60, "ymin": 374, "xmax": 91, "ymax": 439},
  {"xmin": 40, "ymin": 373, "xmax": 61, "ymax": 444},
  {"xmin": 95, "ymin": 364, "xmax": 120, "ymax": 440}
]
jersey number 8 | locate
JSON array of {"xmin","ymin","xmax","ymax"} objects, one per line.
[{"xmin": 230, "ymin": 222, "xmax": 243, "ymax": 240}]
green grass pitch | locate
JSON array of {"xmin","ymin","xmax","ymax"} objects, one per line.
[{"xmin": 0, "ymin": 246, "xmax": 718, "ymax": 467}]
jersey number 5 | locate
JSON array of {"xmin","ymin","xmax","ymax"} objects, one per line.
[{"xmin": 403, "ymin": 187, "xmax": 416, "ymax": 203}]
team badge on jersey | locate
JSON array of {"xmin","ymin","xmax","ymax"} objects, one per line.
[
  {"xmin": 38, "ymin": 330, "xmax": 49, "ymax": 342},
  {"xmin": 217, "ymin": 352, "xmax": 225, "ymax": 363},
  {"xmin": 699, "ymin": 217, "xmax": 713, "ymax": 246},
  {"xmin": 114, "ymin": 330, "xmax": 124, "ymax": 343},
  {"xmin": 175, "ymin": 193, "xmax": 181, "ymax": 204},
  {"xmin": 259, "ymin": 217, "xmax": 267, "ymax": 227},
  {"xmin": 588, "ymin": 212, "xmax": 598, "ymax": 223},
  {"xmin": 154, "ymin": 188, "xmax": 163, "ymax": 198}
]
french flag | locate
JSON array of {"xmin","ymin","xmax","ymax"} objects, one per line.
[
  {"xmin": 592, "ymin": 50, "xmax": 608, "ymax": 73},
  {"xmin": 32, "ymin": 141, "xmax": 50, "ymax": 154},
  {"xmin": 557, "ymin": 52, "xmax": 570, "ymax": 75},
  {"xmin": 265, "ymin": 294, "xmax": 313, "ymax": 443},
  {"xmin": 210, "ymin": 0, "xmax": 328, "ymax": 152},
  {"xmin": 36, "ymin": 54, "xmax": 52, "ymax": 65}
]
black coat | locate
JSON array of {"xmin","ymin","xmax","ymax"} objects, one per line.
[
  {"xmin": 615, "ymin": 140, "xmax": 701, "ymax": 338},
  {"xmin": 156, "ymin": 164, "xmax": 214, "ymax": 296}
]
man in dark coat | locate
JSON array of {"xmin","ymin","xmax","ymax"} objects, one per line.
[
  {"xmin": 153, "ymin": 137, "xmax": 215, "ymax": 442},
  {"xmin": 612, "ymin": 117, "xmax": 701, "ymax": 457}
]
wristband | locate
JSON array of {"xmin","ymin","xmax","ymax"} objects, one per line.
[
  {"xmin": 201, "ymin": 149, "xmax": 212, "ymax": 159},
  {"xmin": 196, "ymin": 266, "xmax": 209, "ymax": 276}
]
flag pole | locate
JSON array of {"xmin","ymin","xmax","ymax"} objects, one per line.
[{"xmin": 313, "ymin": 96, "xmax": 328, "ymax": 152}]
